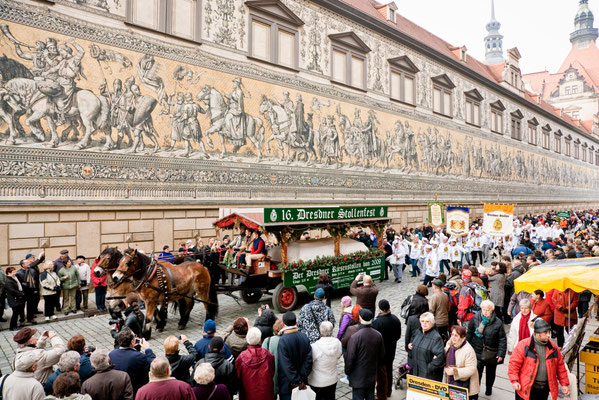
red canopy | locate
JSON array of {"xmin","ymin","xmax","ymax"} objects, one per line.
[{"xmin": 213, "ymin": 212, "xmax": 264, "ymax": 232}]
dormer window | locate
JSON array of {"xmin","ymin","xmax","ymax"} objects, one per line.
[
  {"xmin": 464, "ymin": 89, "xmax": 483, "ymax": 127},
  {"xmin": 432, "ymin": 74, "xmax": 455, "ymax": 118},
  {"xmin": 126, "ymin": 0, "xmax": 202, "ymax": 42},
  {"xmin": 246, "ymin": 0, "xmax": 304, "ymax": 70},
  {"xmin": 388, "ymin": 7, "xmax": 395, "ymax": 22},
  {"xmin": 329, "ymin": 32, "xmax": 371, "ymax": 90},
  {"xmin": 490, "ymin": 100, "xmax": 505, "ymax": 134},
  {"xmin": 388, "ymin": 56, "xmax": 419, "ymax": 105}
]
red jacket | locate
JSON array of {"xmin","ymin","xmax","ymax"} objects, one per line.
[
  {"xmin": 508, "ymin": 336, "xmax": 569, "ymax": 400},
  {"xmin": 235, "ymin": 345, "xmax": 275, "ymax": 400},
  {"xmin": 531, "ymin": 298, "xmax": 553, "ymax": 324},
  {"xmin": 90, "ymin": 259, "xmax": 107, "ymax": 287},
  {"xmin": 552, "ymin": 289, "xmax": 579, "ymax": 327},
  {"xmin": 457, "ymin": 281, "xmax": 475, "ymax": 323}
]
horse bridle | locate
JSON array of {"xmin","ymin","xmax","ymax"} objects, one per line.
[{"xmin": 112, "ymin": 252, "xmax": 158, "ymax": 291}]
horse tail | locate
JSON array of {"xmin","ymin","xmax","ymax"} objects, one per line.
[{"xmin": 96, "ymin": 95, "xmax": 111, "ymax": 130}]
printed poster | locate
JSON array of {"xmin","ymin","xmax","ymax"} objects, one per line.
[
  {"xmin": 428, "ymin": 202, "xmax": 445, "ymax": 227},
  {"xmin": 483, "ymin": 203, "xmax": 514, "ymax": 237},
  {"xmin": 406, "ymin": 375, "xmax": 468, "ymax": 400},
  {"xmin": 446, "ymin": 206, "xmax": 470, "ymax": 237}
]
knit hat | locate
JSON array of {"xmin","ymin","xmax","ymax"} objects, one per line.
[
  {"xmin": 15, "ymin": 349, "xmax": 43, "ymax": 371},
  {"xmin": 314, "ymin": 288, "xmax": 325, "ymax": 300},
  {"xmin": 203, "ymin": 319, "xmax": 216, "ymax": 334},
  {"xmin": 341, "ymin": 296, "xmax": 352, "ymax": 307},
  {"xmin": 282, "ymin": 311, "xmax": 296, "ymax": 326},
  {"xmin": 359, "ymin": 309, "xmax": 373, "ymax": 324},
  {"xmin": 534, "ymin": 318, "xmax": 551, "ymax": 333}
]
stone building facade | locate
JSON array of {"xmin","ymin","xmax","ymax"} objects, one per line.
[{"xmin": 0, "ymin": 0, "xmax": 598, "ymax": 264}]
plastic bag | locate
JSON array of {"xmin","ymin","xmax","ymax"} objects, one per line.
[{"xmin": 291, "ymin": 386, "xmax": 316, "ymax": 400}]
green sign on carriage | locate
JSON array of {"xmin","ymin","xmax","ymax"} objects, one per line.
[
  {"xmin": 557, "ymin": 211, "xmax": 571, "ymax": 219},
  {"xmin": 264, "ymin": 206, "xmax": 387, "ymax": 224}
]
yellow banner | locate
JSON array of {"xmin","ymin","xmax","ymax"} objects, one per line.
[
  {"xmin": 483, "ymin": 203, "xmax": 514, "ymax": 237},
  {"xmin": 483, "ymin": 203, "xmax": 514, "ymax": 214}
]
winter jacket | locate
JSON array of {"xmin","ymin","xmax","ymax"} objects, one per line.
[
  {"xmin": 192, "ymin": 383, "xmax": 231, "ymax": 400},
  {"xmin": 508, "ymin": 336, "xmax": 570, "ymax": 400},
  {"xmin": 57, "ymin": 266, "xmax": 79, "ymax": 290},
  {"xmin": 1, "ymin": 370, "xmax": 45, "ymax": 400},
  {"xmin": 508, "ymin": 291, "xmax": 531, "ymax": 317},
  {"xmin": 81, "ymin": 365, "xmax": 134, "ymax": 400},
  {"xmin": 552, "ymin": 289, "xmax": 579, "ymax": 327},
  {"xmin": 198, "ymin": 351, "xmax": 238, "ymax": 395},
  {"xmin": 507, "ymin": 311, "xmax": 537, "ymax": 353},
  {"xmin": 428, "ymin": 290, "xmax": 449, "ymax": 327},
  {"xmin": 531, "ymin": 298, "xmax": 553, "ymax": 324},
  {"xmin": 15, "ymin": 335, "xmax": 66, "ymax": 384},
  {"xmin": 262, "ymin": 334, "xmax": 281, "ymax": 394},
  {"xmin": 254, "ymin": 309, "xmax": 277, "ymax": 339},
  {"xmin": 235, "ymin": 345, "xmax": 275, "ymax": 400},
  {"xmin": 337, "ymin": 308, "xmax": 353, "ymax": 340},
  {"xmin": 340, "ymin": 322, "xmax": 360, "ymax": 348},
  {"xmin": 40, "ymin": 270, "xmax": 60, "ymax": 296},
  {"xmin": 407, "ymin": 293, "xmax": 429, "ymax": 320},
  {"xmin": 224, "ymin": 327, "xmax": 248, "ymax": 359},
  {"xmin": 277, "ymin": 328, "xmax": 312, "ymax": 395},
  {"xmin": 135, "ymin": 377, "xmax": 194, "ymax": 400},
  {"xmin": 90, "ymin": 259, "xmax": 107, "ymax": 288},
  {"xmin": 109, "ymin": 347, "xmax": 156, "ymax": 394},
  {"xmin": 487, "ymin": 272, "xmax": 506, "ymax": 306},
  {"xmin": 466, "ymin": 311, "xmax": 507, "ymax": 361},
  {"xmin": 349, "ymin": 280, "xmax": 379, "ymax": 314},
  {"xmin": 53, "ymin": 256, "xmax": 72, "ymax": 274},
  {"xmin": 404, "ymin": 314, "xmax": 422, "ymax": 352},
  {"xmin": 444, "ymin": 340, "xmax": 479, "ymax": 396},
  {"xmin": 5, "ymin": 276, "xmax": 25, "ymax": 308},
  {"xmin": 16, "ymin": 265, "xmax": 40, "ymax": 291},
  {"xmin": 297, "ymin": 300, "xmax": 336, "ymax": 343},
  {"xmin": 344, "ymin": 325, "xmax": 385, "ymax": 389},
  {"xmin": 166, "ymin": 340, "xmax": 197, "ymax": 384},
  {"xmin": 372, "ymin": 312, "xmax": 402, "ymax": 365},
  {"xmin": 505, "ymin": 265, "xmax": 526, "ymax": 294},
  {"xmin": 410, "ymin": 327, "xmax": 446, "ymax": 381},
  {"xmin": 194, "ymin": 335, "xmax": 233, "ymax": 361},
  {"xmin": 308, "ymin": 336, "xmax": 342, "ymax": 387},
  {"xmin": 110, "ymin": 306, "xmax": 144, "ymax": 341},
  {"xmin": 457, "ymin": 281, "xmax": 477, "ymax": 323}
]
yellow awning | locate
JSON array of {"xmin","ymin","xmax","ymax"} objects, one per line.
[{"xmin": 514, "ymin": 258, "xmax": 599, "ymax": 295}]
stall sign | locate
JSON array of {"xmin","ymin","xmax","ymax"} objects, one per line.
[{"xmin": 265, "ymin": 206, "xmax": 387, "ymax": 224}]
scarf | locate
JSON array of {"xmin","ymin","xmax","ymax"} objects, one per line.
[
  {"xmin": 518, "ymin": 313, "xmax": 532, "ymax": 341},
  {"xmin": 25, "ymin": 268, "xmax": 36, "ymax": 288},
  {"xmin": 474, "ymin": 314, "xmax": 491, "ymax": 338},
  {"xmin": 446, "ymin": 337, "xmax": 466, "ymax": 384}
]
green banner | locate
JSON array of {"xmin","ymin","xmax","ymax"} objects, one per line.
[
  {"xmin": 427, "ymin": 202, "xmax": 445, "ymax": 227},
  {"xmin": 283, "ymin": 256, "xmax": 385, "ymax": 293},
  {"xmin": 265, "ymin": 206, "xmax": 387, "ymax": 224},
  {"xmin": 557, "ymin": 211, "xmax": 571, "ymax": 218}
]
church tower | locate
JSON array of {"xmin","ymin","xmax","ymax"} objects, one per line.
[
  {"xmin": 570, "ymin": 0, "xmax": 599, "ymax": 47},
  {"xmin": 484, "ymin": 0, "xmax": 504, "ymax": 65}
]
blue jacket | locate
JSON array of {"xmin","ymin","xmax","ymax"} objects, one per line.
[
  {"xmin": 194, "ymin": 334, "xmax": 232, "ymax": 361},
  {"xmin": 44, "ymin": 368, "xmax": 63, "ymax": 395},
  {"xmin": 158, "ymin": 252, "xmax": 175, "ymax": 263},
  {"xmin": 79, "ymin": 353, "xmax": 93, "ymax": 382},
  {"xmin": 277, "ymin": 329, "xmax": 312, "ymax": 395},
  {"xmin": 109, "ymin": 347, "xmax": 156, "ymax": 393},
  {"xmin": 511, "ymin": 245, "xmax": 533, "ymax": 257}
]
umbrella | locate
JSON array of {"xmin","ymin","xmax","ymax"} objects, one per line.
[{"xmin": 514, "ymin": 257, "xmax": 599, "ymax": 295}]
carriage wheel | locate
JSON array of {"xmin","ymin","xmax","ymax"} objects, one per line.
[
  {"xmin": 241, "ymin": 289, "xmax": 263, "ymax": 303},
  {"xmin": 272, "ymin": 283, "xmax": 298, "ymax": 313}
]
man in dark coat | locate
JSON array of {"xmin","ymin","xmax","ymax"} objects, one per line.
[
  {"xmin": 345, "ymin": 309, "xmax": 385, "ymax": 400},
  {"xmin": 109, "ymin": 328, "xmax": 156, "ymax": 395},
  {"xmin": 81, "ymin": 348, "xmax": 134, "ymax": 400},
  {"xmin": 5, "ymin": 266, "xmax": 26, "ymax": 330},
  {"xmin": 53, "ymin": 249, "xmax": 71, "ymax": 273},
  {"xmin": 277, "ymin": 311, "xmax": 312, "ymax": 400},
  {"xmin": 372, "ymin": 300, "xmax": 402, "ymax": 399},
  {"xmin": 197, "ymin": 336, "xmax": 238, "ymax": 396},
  {"xmin": 164, "ymin": 334, "xmax": 197, "ymax": 384},
  {"xmin": 350, "ymin": 273, "xmax": 379, "ymax": 314},
  {"xmin": 16, "ymin": 252, "xmax": 43, "ymax": 323}
]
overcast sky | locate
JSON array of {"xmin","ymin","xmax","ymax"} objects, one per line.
[{"xmin": 395, "ymin": 0, "xmax": 586, "ymax": 74}]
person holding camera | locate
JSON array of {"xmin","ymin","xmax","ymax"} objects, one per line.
[
  {"xmin": 40, "ymin": 261, "xmax": 60, "ymax": 321},
  {"xmin": 111, "ymin": 292, "xmax": 146, "ymax": 342},
  {"xmin": 109, "ymin": 328, "xmax": 156, "ymax": 395}
]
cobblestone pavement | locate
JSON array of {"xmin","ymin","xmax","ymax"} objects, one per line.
[{"xmin": 0, "ymin": 272, "xmax": 594, "ymax": 399}]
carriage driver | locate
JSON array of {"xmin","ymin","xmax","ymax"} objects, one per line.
[{"xmin": 241, "ymin": 231, "xmax": 267, "ymax": 274}]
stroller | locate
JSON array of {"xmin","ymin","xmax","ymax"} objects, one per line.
[{"xmin": 394, "ymin": 362, "xmax": 413, "ymax": 390}]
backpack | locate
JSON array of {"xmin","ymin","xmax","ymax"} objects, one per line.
[
  {"xmin": 443, "ymin": 282, "xmax": 460, "ymax": 311},
  {"xmin": 400, "ymin": 295, "xmax": 413, "ymax": 320},
  {"xmin": 465, "ymin": 282, "xmax": 488, "ymax": 312}
]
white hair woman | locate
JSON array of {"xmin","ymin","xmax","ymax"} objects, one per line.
[
  {"xmin": 407, "ymin": 312, "xmax": 446, "ymax": 381},
  {"xmin": 507, "ymin": 298, "xmax": 537, "ymax": 354},
  {"xmin": 192, "ymin": 363, "xmax": 231, "ymax": 400},
  {"xmin": 466, "ymin": 299, "xmax": 507, "ymax": 397},
  {"xmin": 308, "ymin": 321, "xmax": 342, "ymax": 399},
  {"xmin": 40, "ymin": 261, "xmax": 60, "ymax": 321}
]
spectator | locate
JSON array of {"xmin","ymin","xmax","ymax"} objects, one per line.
[
  {"xmin": 57, "ymin": 259, "xmax": 79, "ymax": 315},
  {"xmin": 508, "ymin": 319, "xmax": 570, "ymax": 400},
  {"xmin": 197, "ymin": 336, "xmax": 238, "ymax": 396},
  {"xmin": 297, "ymin": 288, "xmax": 336, "ymax": 343},
  {"xmin": 406, "ymin": 284, "xmax": 429, "ymax": 321},
  {"xmin": 81, "ymin": 349, "xmax": 134, "ymax": 400},
  {"xmin": 531, "ymin": 289, "xmax": 553, "ymax": 324},
  {"xmin": 277, "ymin": 311, "xmax": 313, "ymax": 400},
  {"xmin": 45, "ymin": 371, "xmax": 91, "ymax": 400},
  {"xmin": 254, "ymin": 306, "xmax": 277, "ymax": 339},
  {"xmin": 109, "ymin": 328, "xmax": 156, "ymax": 394},
  {"xmin": 192, "ymin": 363, "xmax": 231, "ymax": 400},
  {"xmin": 408, "ymin": 312, "xmax": 445, "ymax": 381},
  {"xmin": 579, "ymin": 289, "xmax": 593, "ymax": 318},
  {"xmin": 345, "ymin": 309, "xmax": 385, "ymax": 400},
  {"xmin": 486, "ymin": 263, "xmax": 506, "ymax": 321},
  {"xmin": 466, "ymin": 300, "xmax": 507, "ymax": 397},
  {"xmin": 40, "ymin": 261, "xmax": 60, "ymax": 321},
  {"xmin": 13, "ymin": 327, "xmax": 65, "ymax": 384},
  {"xmin": 135, "ymin": 356, "xmax": 195, "ymax": 400},
  {"xmin": 507, "ymin": 299, "xmax": 537, "ymax": 355},
  {"xmin": 67, "ymin": 334, "xmax": 93, "ymax": 382},
  {"xmin": 350, "ymin": 273, "xmax": 379, "ymax": 314},
  {"xmin": 5, "ymin": 266, "xmax": 26, "ymax": 331},
  {"xmin": 75, "ymin": 256, "xmax": 90, "ymax": 311},
  {"xmin": 447, "ymin": 268, "xmax": 463, "ymax": 292},
  {"xmin": 53, "ymin": 250, "xmax": 71, "ymax": 274},
  {"xmin": 90, "ymin": 257, "xmax": 107, "ymax": 311},
  {"xmin": 308, "ymin": 321, "xmax": 342, "ymax": 400},
  {"xmin": 0, "ymin": 263, "xmax": 6, "ymax": 322},
  {"xmin": 504, "ymin": 261, "xmax": 527, "ymax": 323},
  {"xmin": 428, "ymin": 279, "xmax": 449, "ymax": 340},
  {"xmin": 552, "ymin": 288, "xmax": 579, "ymax": 347},
  {"xmin": 1, "ymin": 349, "xmax": 45, "ymax": 400},
  {"xmin": 158, "ymin": 245, "xmax": 175, "ymax": 263},
  {"xmin": 44, "ymin": 351, "xmax": 81, "ymax": 395},
  {"xmin": 16, "ymin": 254, "xmax": 42, "ymax": 324},
  {"xmin": 194, "ymin": 320, "xmax": 233, "ymax": 361},
  {"xmin": 236, "ymin": 327, "xmax": 275, "ymax": 400},
  {"xmin": 508, "ymin": 290, "xmax": 532, "ymax": 320},
  {"xmin": 224, "ymin": 317, "xmax": 249, "ymax": 359},
  {"xmin": 164, "ymin": 334, "xmax": 197, "ymax": 384},
  {"xmin": 262, "ymin": 319, "xmax": 283, "ymax": 397},
  {"xmin": 314, "ymin": 273, "xmax": 335, "ymax": 308},
  {"xmin": 336, "ymin": 296, "xmax": 354, "ymax": 340},
  {"xmin": 340, "ymin": 305, "xmax": 362, "ymax": 349},
  {"xmin": 372, "ymin": 299, "xmax": 401, "ymax": 400},
  {"xmin": 444, "ymin": 325, "xmax": 479, "ymax": 399},
  {"xmin": 111, "ymin": 292, "xmax": 146, "ymax": 341}
]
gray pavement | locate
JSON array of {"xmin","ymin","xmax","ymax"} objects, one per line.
[{"xmin": 0, "ymin": 273, "xmax": 594, "ymax": 399}]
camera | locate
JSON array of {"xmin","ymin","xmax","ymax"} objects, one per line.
[
  {"xmin": 261, "ymin": 304, "xmax": 268, "ymax": 310},
  {"xmin": 176, "ymin": 335, "xmax": 182, "ymax": 340}
]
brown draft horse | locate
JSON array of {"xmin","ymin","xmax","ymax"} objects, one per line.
[{"xmin": 105, "ymin": 248, "xmax": 218, "ymax": 330}]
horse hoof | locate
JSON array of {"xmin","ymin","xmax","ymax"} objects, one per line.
[
  {"xmin": 6, "ymin": 139, "xmax": 16, "ymax": 145},
  {"xmin": 178, "ymin": 325, "xmax": 186, "ymax": 330}
]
